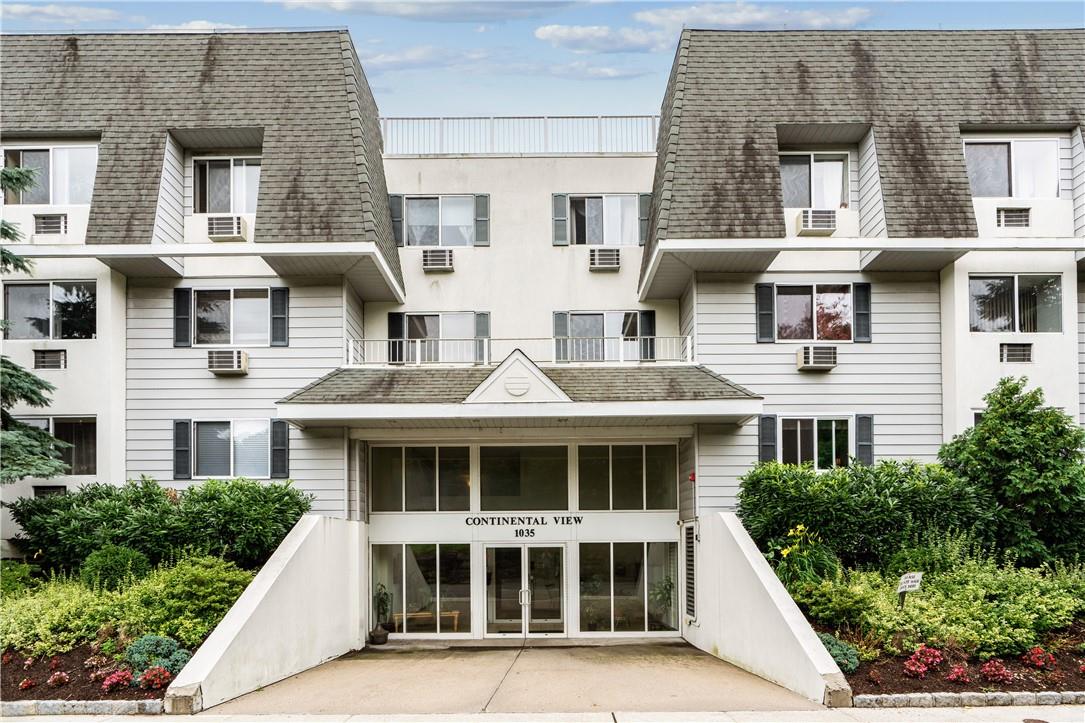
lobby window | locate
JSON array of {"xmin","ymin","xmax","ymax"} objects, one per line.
[
  {"xmin": 194, "ymin": 157, "xmax": 261, "ymax": 213},
  {"xmin": 193, "ymin": 419, "xmax": 271, "ymax": 478},
  {"xmin": 781, "ymin": 418, "xmax": 850, "ymax": 469},
  {"xmin": 579, "ymin": 541, "xmax": 678, "ymax": 633},
  {"xmin": 3, "ymin": 145, "xmax": 98, "ymax": 205},
  {"xmin": 480, "ymin": 446, "xmax": 568, "ymax": 511},
  {"xmin": 968, "ymin": 275, "xmax": 1062, "ymax": 333},
  {"xmin": 779, "ymin": 153, "xmax": 847, "ymax": 209},
  {"xmin": 964, "ymin": 139, "xmax": 1058, "ymax": 199},
  {"xmin": 578, "ymin": 444, "xmax": 677, "ymax": 511},
  {"xmin": 3, "ymin": 281, "xmax": 96, "ymax": 340},
  {"xmin": 775, "ymin": 284, "xmax": 852, "ymax": 341},
  {"xmin": 370, "ymin": 446, "xmax": 470, "ymax": 512},
  {"xmin": 15, "ymin": 416, "xmax": 96, "ymax": 475},
  {"xmin": 193, "ymin": 288, "xmax": 270, "ymax": 345},
  {"xmin": 371, "ymin": 543, "xmax": 471, "ymax": 634}
]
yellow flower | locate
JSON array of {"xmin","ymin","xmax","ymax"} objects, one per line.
[{"xmin": 781, "ymin": 547, "xmax": 792, "ymax": 558}]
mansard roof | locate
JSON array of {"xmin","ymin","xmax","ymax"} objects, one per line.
[
  {"xmin": 644, "ymin": 28, "xmax": 1085, "ymax": 281},
  {"xmin": 1, "ymin": 30, "xmax": 402, "ymax": 287}
]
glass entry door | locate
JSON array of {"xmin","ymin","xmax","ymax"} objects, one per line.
[{"xmin": 485, "ymin": 545, "xmax": 565, "ymax": 637}]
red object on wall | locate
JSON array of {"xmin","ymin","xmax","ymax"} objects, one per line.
[{"xmin": 688, "ymin": 470, "xmax": 696, "ymax": 483}]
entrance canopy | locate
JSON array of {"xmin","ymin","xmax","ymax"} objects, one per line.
[{"xmin": 277, "ymin": 350, "xmax": 761, "ymax": 429}]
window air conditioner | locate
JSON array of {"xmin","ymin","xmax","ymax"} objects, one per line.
[{"xmin": 796, "ymin": 345, "xmax": 838, "ymax": 371}]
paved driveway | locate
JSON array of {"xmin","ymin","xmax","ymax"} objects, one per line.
[{"xmin": 206, "ymin": 642, "xmax": 821, "ymax": 715}]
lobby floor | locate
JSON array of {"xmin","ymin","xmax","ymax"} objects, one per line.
[{"xmin": 205, "ymin": 641, "xmax": 821, "ymax": 715}]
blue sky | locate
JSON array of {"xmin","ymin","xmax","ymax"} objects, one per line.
[{"xmin": 2, "ymin": 1, "xmax": 1082, "ymax": 115}]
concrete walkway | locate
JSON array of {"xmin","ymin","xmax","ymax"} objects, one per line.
[{"xmin": 206, "ymin": 642, "xmax": 820, "ymax": 715}]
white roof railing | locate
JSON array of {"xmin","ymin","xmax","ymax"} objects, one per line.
[
  {"xmin": 346, "ymin": 336, "xmax": 692, "ymax": 366},
  {"xmin": 380, "ymin": 116, "xmax": 660, "ymax": 156}
]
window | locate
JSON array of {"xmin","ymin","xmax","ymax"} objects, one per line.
[
  {"xmin": 578, "ymin": 541, "xmax": 678, "ymax": 633},
  {"xmin": 480, "ymin": 446, "xmax": 568, "ymax": 511},
  {"xmin": 964, "ymin": 139, "xmax": 1059, "ymax": 199},
  {"xmin": 33, "ymin": 485, "xmax": 68, "ymax": 498},
  {"xmin": 3, "ymin": 281, "xmax": 96, "ymax": 340},
  {"xmin": 372, "ymin": 543, "xmax": 471, "ymax": 634},
  {"xmin": 578, "ymin": 444, "xmax": 677, "ymax": 511},
  {"xmin": 556, "ymin": 310, "xmax": 655, "ymax": 361},
  {"xmin": 781, "ymin": 418, "xmax": 850, "ymax": 469},
  {"xmin": 569, "ymin": 195, "xmax": 639, "ymax": 246},
  {"xmin": 14, "ymin": 416, "xmax": 97, "ymax": 475},
  {"xmin": 3, "ymin": 146, "xmax": 98, "ymax": 205},
  {"xmin": 775, "ymin": 284, "xmax": 852, "ymax": 341},
  {"xmin": 193, "ymin": 419, "xmax": 271, "ymax": 478},
  {"xmin": 193, "ymin": 288, "xmax": 269, "ymax": 345},
  {"xmin": 194, "ymin": 157, "xmax": 261, "ymax": 213},
  {"xmin": 370, "ymin": 446, "xmax": 470, "ymax": 512},
  {"xmin": 968, "ymin": 275, "xmax": 1062, "ymax": 333},
  {"xmin": 405, "ymin": 196, "xmax": 475, "ymax": 246},
  {"xmin": 779, "ymin": 153, "xmax": 847, "ymax": 209},
  {"xmin": 394, "ymin": 311, "xmax": 481, "ymax": 363}
]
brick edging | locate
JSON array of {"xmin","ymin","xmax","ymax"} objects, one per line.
[
  {"xmin": 853, "ymin": 691, "xmax": 1085, "ymax": 708},
  {"xmin": 0, "ymin": 699, "xmax": 163, "ymax": 716}
]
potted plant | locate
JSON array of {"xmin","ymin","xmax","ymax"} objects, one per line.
[
  {"xmin": 371, "ymin": 583, "xmax": 392, "ymax": 645},
  {"xmin": 648, "ymin": 576, "xmax": 674, "ymax": 631}
]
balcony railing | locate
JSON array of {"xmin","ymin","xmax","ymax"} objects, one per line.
[
  {"xmin": 380, "ymin": 116, "xmax": 660, "ymax": 156},
  {"xmin": 346, "ymin": 336, "xmax": 692, "ymax": 366}
]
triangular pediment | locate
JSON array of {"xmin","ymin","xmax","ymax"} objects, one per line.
[{"xmin": 464, "ymin": 350, "xmax": 572, "ymax": 404}]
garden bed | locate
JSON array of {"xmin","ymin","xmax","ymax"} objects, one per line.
[{"xmin": 1, "ymin": 644, "xmax": 164, "ymax": 702}]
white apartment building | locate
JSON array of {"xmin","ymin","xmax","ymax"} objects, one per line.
[{"xmin": 1, "ymin": 29, "xmax": 1083, "ymax": 649}]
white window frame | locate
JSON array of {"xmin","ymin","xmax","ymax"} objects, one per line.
[
  {"xmin": 778, "ymin": 416, "xmax": 853, "ymax": 471},
  {"xmin": 191, "ymin": 418, "xmax": 272, "ymax": 480},
  {"xmin": 402, "ymin": 195, "xmax": 475, "ymax": 247},
  {"xmin": 574, "ymin": 539, "xmax": 681, "ymax": 636},
  {"xmin": 564, "ymin": 310, "xmax": 644, "ymax": 362},
  {"xmin": 962, "ymin": 136, "xmax": 1061, "ymax": 200},
  {"xmin": 191, "ymin": 155, "xmax": 262, "ymax": 214},
  {"xmin": 191, "ymin": 287, "xmax": 271, "ymax": 347},
  {"xmin": 567, "ymin": 193, "xmax": 639, "ymax": 246},
  {"xmin": 2, "ymin": 143, "xmax": 99, "ymax": 206},
  {"xmin": 772, "ymin": 282, "xmax": 854, "ymax": 343},
  {"xmin": 2, "ymin": 280, "xmax": 98, "ymax": 340},
  {"xmin": 13, "ymin": 415, "xmax": 97, "ymax": 475},
  {"xmin": 575, "ymin": 443, "xmax": 679, "ymax": 512},
  {"xmin": 777, "ymin": 151, "xmax": 850, "ymax": 210},
  {"xmin": 967, "ymin": 273, "xmax": 1063, "ymax": 334}
]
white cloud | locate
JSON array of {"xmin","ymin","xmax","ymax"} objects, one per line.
[
  {"xmin": 148, "ymin": 20, "xmax": 248, "ymax": 31},
  {"xmin": 0, "ymin": 3, "xmax": 122, "ymax": 25},
  {"xmin": 276, "ymin": 1, "xmax": 573, "ymax": 23},
  {"xmin": 536, "ymin": 1, "xmax": 873, "ymax": 54},
  {"xmin": 360, "ymin": 44, "xmax": 492, "ymax": 72},
  {"xmin": 543, "ymin": 60, "xmax": 648, "ymax": 79}
]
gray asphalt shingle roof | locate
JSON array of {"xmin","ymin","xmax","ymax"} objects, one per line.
[
  {"xmin": 1, "ymin": 31, "xmax": 401, "ymax": 287},
  {"xmin": 644, "ymin": 29, "xmax": 1085, "ymax": 282},
  {"xmin": 280, "ymin": 365, "xmax": 758, "ymax": 404}
]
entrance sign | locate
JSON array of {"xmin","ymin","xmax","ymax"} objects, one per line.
[
  {"xmin": 896, "ymin": 572, "xmax": 923, "ymax": 593},
  {"xmin": 466, "ymin": 515, "xmax": 584, "ymax": 539}
]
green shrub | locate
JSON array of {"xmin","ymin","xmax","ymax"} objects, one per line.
[
  {"xmin": 124, "ymin": 634, "xmax": 191, "ymax": 675},
  {"xmin": 817, "ymin": 632, "xmax": 859, "ymax": 673},
  {"xmin": 0, "ymin": 576, "xmax": 123, "ymax": 656},
  {"xmin": 738, "ymin": 460, "xmax": 995, "ymax": 569},
  {"xmin": 939, "ymin": 377, "xmax": 1085, "ymax": 564},
  {"xmin": 80, "ymin": 545, "xmax": 150, "ymax": 591},
  {"xmin": 884, "ymin": 531, "xmax": 985, "ymax": 577},
  {"xmin": 0, "ymin": 560, "xmax": 37, "ymax": 597},
  {"xmin": 792, "ymin": 574, "xmax": 877, "ymax": 629}
]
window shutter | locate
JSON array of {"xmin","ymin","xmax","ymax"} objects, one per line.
[
  {"xmin": 853, "ymin": 283, "xmax": 872, "ymax": 343},
  {"xmin": 638, "ymin": 309, "xmax": 656, "ymax": 361},
  {"xmin": 388, "ymin": 312, "xmax": 405, "ymax": 364},
  {"xmin": 755, "ymin": 283, "xmax": 775, "ymax": 343},
  {"xmin": 270, "ymin": 420, "xmax": 290, "ymax": 479},
  {"xmin": 270, "ymin": 288, "xmax": 289, "ymax": 347},
  {"xmin": 390, "ymin": 195, "xmax": 404, "ymax": 246},
  {"xmin": 552, "ymin": 194, "xmax": 568, "ymax": 246},
  {"xmin": 638, "ymin": 193, "xmax": 651, "ymax": 246},
  {"xmin": 474, "ymin": 311, "xmax": 490, "ymax": 364},
  {"xmin": 474, "ymin": 194, "xmax": 490, "ymax": 247},
  {"xmin": 173, "ymin": 288, "xmax": 192, "ymax": 348},
  {"xmin": 553, "ymin": 311, "xmax": 570, "ymax": 362},
  {"xmin": 758, "ymin": 415, "xmax": 777, "ymax": 463},
  {"xmin": 173, "ymin": 420, "xmax": 192, "ymax": 480},
  {"xmin": 856, "ymin": 414, "xmax": 874, "ymax": 466}
]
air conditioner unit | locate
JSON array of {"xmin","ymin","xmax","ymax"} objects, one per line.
[
  {"xmin": 207, "ymin": 350, "xmax": 249, "ymax": 375},
  {"xmin": 796, "ymin": 345, "xmax": 838, "ymax": 371},
  {"xmin": 996, "ymin": 208, "xmax": 1030, "ymax": 228},
  {"xmin": 207, "ymin": 215, "xmax": 247, "ymax": 241},
  {"xmin": 589, "ymin": 247, "xmax": 621, "ymax": 271},
  {"xmin": 797, "ymin": 209, "xmax": 836, "ymax": 236},
  {"xmin": 422, "ymin": 248, "xmax": 454, "ymax": 272},
  {"xmin": 34, "ymin": 214, "xmax": 68, "ymax": 235}
]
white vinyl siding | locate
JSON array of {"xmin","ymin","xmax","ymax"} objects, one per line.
[
  {"xmin": 151, "ymin": 133, "xmax": 185, "ymax": 245},
  {"xmin": 1071, "ymin": 127, "xmax": 1084, "ymax": 237},
  {"xmin": 1079, "ymin": 279, "xmax": 1085, "ymax": 425},
  {"xmin": 858, "ymin": 128, "xmax": 888, "ymax": 237},
  {"xmin": 125, "ymin": 278, "xmax": 347, "ymax": 513}
]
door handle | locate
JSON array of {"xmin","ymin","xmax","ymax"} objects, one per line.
[{"xmin": 524, "ymin": 588, "xmax": 531, "ymax": 607}]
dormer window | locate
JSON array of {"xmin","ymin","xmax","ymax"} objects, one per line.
[
  {"xmin": 779, "ymin": 153, "xmax": 847, "ymax": 209},
  {"xmin": 194, "ymin": 157, "xmax": 261, "ymax": 213},
  {"xmin": 3, "ymin": 146, "xmax": 98, "ymax": 205},
  {"xmin": 964, "ymin": 139, "xmax": 1058, "ymax": 199}
]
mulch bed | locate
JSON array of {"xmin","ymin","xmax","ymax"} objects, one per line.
[
  {"xmin": 844, "ymin": 620, "xmax": 1085, "ymax": 695},
  {"xmin": 1, "ymin": 644, "xmax": 165, "ymax": 702}
]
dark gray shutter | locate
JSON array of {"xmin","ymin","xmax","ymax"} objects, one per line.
[
  {"xmin": 390, "ymin": 195, "xmax": 404, "ymax": 246},
  {"xmin": 638, "ymin": 309, "xmax": 656, "ymax": 361},
  {"xmin": 271, "ymin": 420, "xmax": 290, "ymax": 478},
  {"xmin": 553, "ymin": 311, "xmax": 570, "ymax": 362},
  {"xmin": 755, "ymin": 284, "xmax": 775, "ymax": 343},
  {"xmin": 552, "ymin": 194, "xmax": 568, "ymax": 246},
  {"xmin": 758, "ymin": 415, "xmax": 777, "ymax": 463},
  {"xmin": 270, "ymin": 288, "xmax": 289, "ymax": 347},
  {"xmin": 856, "ymin": 415, "xmax": 874, "ymax": 466},
  {"xmin": 173, "ymin": 420, "xmax": 192, "ymax": 480},
  {"xmin": 173, "ymin": 288, "xmax": 192, "ymax": 347},
  {"xmin": 474, "ymin": 195, "xmax": 490, "ymax": 247},
  {"xmin": 638, "ymin": 193, "xmax": 651, "ymax": 246},
  {"xmin": 474, "ymin": 312, "xmax": 490, "ymax": 364},
  {"xmin": 388, "ymin": 312, "xmax": 405, "ymax": 364},
  {"xmin": 853, "ymin": 283, "xmax": 872, "ymax": 343}
]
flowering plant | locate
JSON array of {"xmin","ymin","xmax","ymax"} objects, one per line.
[
  {"xmin": 48, "ymin": 656, "xmax": 61, "ymax": 671},
  {"xmin": 101, "ymin": 669, "xmax": 133, "ymax": 693},
  {"xmin": 903, "ymin": 645, "xmax": 944, "ymax": 679},
  {"xmin": 19, "ymin": 677, "xmax": 36, "ymax": 690},
  {"xmin": 22, "ymin": 657, "xmax": 34, "ymax": 670},
  {"xmin": 1, "ymin": 651, "xmax": 14, "ymax": 665},
  {"xmin": 1020, "ymin": 646, "xmax": 1056, "ymax": 670},
  {"xmin": 138, "ymin": 665, "xmax": 172, "ymax": 690},
  {"xmin": 945, "ymin": 664, "xmax": 971, "ymax": 684},
  {"xmin": 47, "ymin": 671, "xmax": 70, "ymax": 687},
  {"xmin": 980, "ymin": 659, "xmax": 1014, "ymax": 684}
]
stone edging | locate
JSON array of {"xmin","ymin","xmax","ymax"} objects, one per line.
[
  {"xmin": 853, "ymin": 691, "xmax": 1085, "ymax": 708},
  {"xmin": 0, "ymin": 698, "xmax": 163, "ymax": 716}
]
